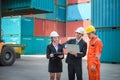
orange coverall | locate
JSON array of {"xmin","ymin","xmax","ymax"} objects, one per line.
[{"xmin": 87, "ymin": 36, "xmax": 103, "ymax": 80}]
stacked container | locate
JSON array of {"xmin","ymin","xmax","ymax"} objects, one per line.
[
  {"xmin": 35, "ymin": 0, "xmax": 66, "ymax": 22},
  {"xmin": 33, "ymin": 0, "xmax": 66, "ymax": 54},
  {"xmin": 2, "ymin": 16, "xmax": 52, "ymax": 55},
  {"xmin": 66, "ymin": 0, "xmax": 91, "ymax": 37},
  {"xmin": 92, "ymin": 0, "xmax": 120, "ymax": 62},
  {"xmin": 2, "ymin": 1, "xmax": 66, "ymax": 55},
  {"xmin": 2, "ymin": 16, "xmax": 34, "ymax": 55}
]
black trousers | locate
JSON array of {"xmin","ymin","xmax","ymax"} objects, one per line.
[{"xmin": 68, "ymin": 63, "xmax": 82, "ymax": 80}]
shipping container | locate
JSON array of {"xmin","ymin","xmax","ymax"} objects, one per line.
[
  {"xmin": 2, "ymin": 35, "xmax": 33, "ymax": 55},
  {"xmin": 2, "ymin": 0, "xmax": 54, "ymax": 12},
  {"xmin": 66, "ymin": 20, "xmax": 91, "ymax": 37},
  {"xmin": 46, "ymin": 5, "xmax": 57, "ymax": 21},
  {"xmin": 2, "ymin": 16, "xmax": 34, "ymax": 36},
  {"xmin": 32, "ymin": 36, "xmax": 51, "ymax": 54},
  {"xmin": 34, "ymin": 19, "xmax": 66, "ymax": 37},
  {"xmin": 57, "ymin": 6, "xmax": 66, "ymax": 22},
  {"xmin": 35, "ymin": 13, "xmax": 46, "ymax": 19},
  {"xmin": 2, "ymin": 35, "xmax": 51, "ymax": 55},
  {"xmin": 59, "ymin": 37, "xmax": 67, "ymax": 44},
  {"xmin": 92, "ymin": 0, "xmax": 120, "ymax": 28},
  {"xmin": 66, "ymin": 2, "xmax": 91, "ymax": 21},
  {"xmin": 55, "ymin": 0, "xmax": 66, "ymax": 6},
  {"xmin": 34, "ymin": 19, "xmax": 45, "ymax": 36},
  {"xmin": 35, "ymin": 5, "xmax": 66, "ymax": 22},
  {"xmin": 56, "ymin": 21, "xmax": 66, "ymax": 37},
  {"xmin": 67, "ymin": 0, "xmax": 91, "ymax": 5},
  {"xmin": 44, "ymin": 20, "xmax": 57, "ymax": 36},
  {"xmin": 96, "ymin": 29, "xmax": 120, "ymax": 62}
]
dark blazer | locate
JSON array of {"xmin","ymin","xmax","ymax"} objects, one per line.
[
  {"xmin": 46, "ymin": 43, "xmax": 64, "ymax": 61},
  {"xmin": 65, "ymin": 38, "xmax": 87, "ymax": 64}
]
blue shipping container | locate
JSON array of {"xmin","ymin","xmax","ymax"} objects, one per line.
[
  {"xmin": 32, "ymin": 37, "xmax": 51, "ymax": 54},
  {"xmin": 66, "ymin": 2, "xmax": 91, "ymax": 21},
  {"xmin": 2, "ymin": 36, "xmax": 33, "ymax": 55},
  {"xmin": 57, "ymin": 0, "xmax": 66, "ymax": 6},
  {"xmin": 57, "ymin": 6, "xmax": 66, "ymax": 21},
  {"xmin": 2, "ymin": 36, "xmax": 51, "ymax": 55},
  {"xmin": 2, "ymin": 0, "xmax": 54, "ymax": 12},
  {"xmin": 92, "ymin": 0, "xmax": 120, "ymax": 27},
  {"xmin": 2, "ymin": 16, "xmax": 34, "ymax": 36},
  {"xmin": 96, "ymin": 29, "xmax": 120, "ymax": 62},
  {"xmin": 35, "ymin": 5, "xmax": 66, "ymax": 22}
]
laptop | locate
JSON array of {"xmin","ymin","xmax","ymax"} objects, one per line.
[{"xmin": 66, "ymin": 44, "xmax": 80, "ymax": 53}]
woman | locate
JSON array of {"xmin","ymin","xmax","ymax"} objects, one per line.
[{"xmin": 46, "ymin": 31, "xmax": 64, "ymax": 80}]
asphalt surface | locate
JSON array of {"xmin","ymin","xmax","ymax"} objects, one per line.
[{"xmin": 0, "ymin": 55, "xmax": 120, "ymax": 80}]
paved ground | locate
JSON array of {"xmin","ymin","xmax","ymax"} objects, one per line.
[{"xmin": 0, "ymin": 55, "xmax": 120, "ymax": 80}]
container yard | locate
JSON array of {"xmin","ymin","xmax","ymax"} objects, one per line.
[{"xmin": 0, "ymin": 0, "xmax": 120, "ymax": 80}]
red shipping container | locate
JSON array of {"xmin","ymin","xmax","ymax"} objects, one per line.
[
  {"xmin": 44, "ymin": 20, "xmax": 57, "ymax": 36},
  {"xmin": 59, "ymin": 37, "xmax": 67, "ymax": 44},
  {"xmin": 56, "ymin": 21, "xmax": 66, "ymax": 37},
  {"xmin": 34, "ymin": 19, "xmax": 66, "ymax": 37},
  {"xmin": 67, "ymin": 0, "xmax": 91, "ymax": 5},
  {"xmin": 34, "ymin": 18, "xmax": 45, "ymax": 36},
  {"xmin": 66, "ymin": 20, "xmax": 91, "ymax": 37}
]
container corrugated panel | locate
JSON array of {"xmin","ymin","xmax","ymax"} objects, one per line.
[
  {"xmin": 32, "ymin": 37, "xmax": 51, "ymax": 54},
  {"xmin": 45, "ymin": 20, "xmax": 66, "ymax": 37},
  {"xmin": 59, "ymin": 37, "xmax": 67, "ymax": 44},
  {"xmin": 2, "ymin": 0, "xmax": 54, "ymax": 12},
  {"xmin": 2, "ymin": 35, "xmax": 33, "ymax": 55},
  {"xmin": 34, "ymin": 19, "xmax": 66, "ymax": 37},
  {"xmin": 66, "ymin": 20, "xmax": 91, "ymax": 37},
  {"xmin": 55, "ymin": 0, "xmax": 66, "ymax": 6},
  {"xmin": 21, "ymin": 36, "xmax": 33, "ymax": 55},
  {"xmin": 35, "ymin": 5, "xmax": 66, "ymax": 22},
  {"xmin": 44, "ymin": 20, "xmax": 57, "ymax": 36},
  {"xmin": 2, "ymin": 16, "xmax": 34, "ymax": 36},
  {"xmin": 96, "ymin": 29, "xmax": 120, "ymax": 62},
  {"xmin": 2, "ymin": 35, "xmax": 21, "ymax": 44},
  {"xmin": 67, "ymin": 0, "xmax": 91, "ymax": 5},
  {"xmin": 46, "ymin": 5, "xmax": 57, "ymax": 21},
  {"xmin": 56, "ymin": 21, "xmax": 66, "ymax": 37},
  {"xmin": 57, "ymin": 6, "xmax": 66, "ymax": 22},
  {"xmin": 46, "ymin": 5, "xmax": 66, "ymax": 22},
  {"xmin": 2, "ymin": 0, "xmax": 30, "ymax": 10},
  {"xmin": 34, "ymin": 18, "xmax": 45, "ymax": 36},
  {"xmin": 66, "ymin": 2, "xmax": 91, "ymax": 21},
  {"xmin": 92, "ymin": 0, "xmax": 120, "ymax": 28}
]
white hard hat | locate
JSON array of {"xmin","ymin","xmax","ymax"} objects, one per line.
[
  {"xmin": 50, "ymin": 31, "xmax": 59, "ymax": 37},
  {"xmin": 75, "ymin": 27, "xmax": 85, "ymax": 35}
]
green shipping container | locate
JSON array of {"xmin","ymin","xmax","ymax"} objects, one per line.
[
  {"xmin": 2, "ymin": 35, "xmax": 33, "ymax": 55},
  {"xmin": 2, "ymin": 16, "xmax": 34, "ymax": 36},
  {"xmin": 96, "ymin": 29, "xmax": 120, "ymax": 63},
  {"xmin": 32, "ymin": 37, "xmax": 51, "ymax": 54},
  {"xmin": 2, "ymin": 0, "xmax": 54, "ymax": 12},
  {"xmin": 2, "ymin": 36, "xmax": 51, "ymax": 55}
]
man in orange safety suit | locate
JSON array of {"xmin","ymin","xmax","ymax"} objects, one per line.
[{"xmin": 86, "ymin": 25, "xmax": 103, "ymax": 80}]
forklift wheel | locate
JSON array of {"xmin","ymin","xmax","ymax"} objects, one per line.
[{"xmin": 0, "ymin": 45, "xmax": 16, "ymax": 66}]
